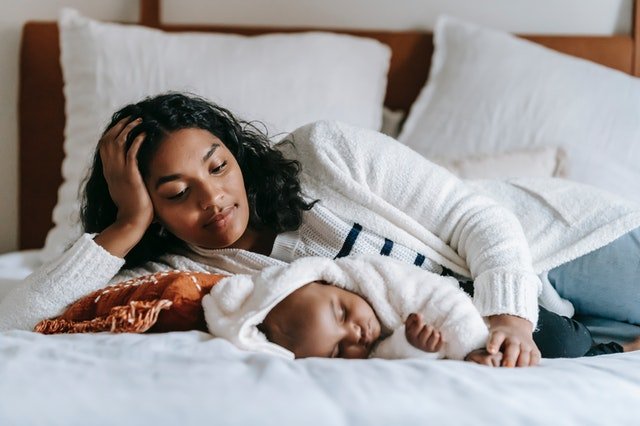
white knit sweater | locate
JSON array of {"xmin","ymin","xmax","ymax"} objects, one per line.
[{"xmin": 2, "ymin": 120, "xmax": 640, "ymax": 331}]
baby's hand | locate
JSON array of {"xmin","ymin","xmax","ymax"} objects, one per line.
[
  {"xmin": 405, "ymin": 313, "xmax": 444, "ymax": 353},
  {"xmin": 464, "ymin": 348, "xmax": 503, "ymax": 367}
]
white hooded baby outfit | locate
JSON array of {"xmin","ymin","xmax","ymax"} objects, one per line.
[{"xmin": 202, "ymin": 255, "xmax": 489, "ymax": 360}]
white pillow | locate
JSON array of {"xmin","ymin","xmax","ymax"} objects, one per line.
[
  {"xmin": 436, "ymin": 146, "xmax": 566, "ymax": 180},
  {"xmin": 43, "ymin": 9, "xmax": 390, "ymax": 262},
  {"xmin": 399, "ymin": 15, "xmax": 640, "ymax": 204}
]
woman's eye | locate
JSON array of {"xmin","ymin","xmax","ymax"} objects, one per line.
[
  {"xmin": 340, "ymin": 306, "xmax": 346, "ymax": 322},
  {"xmin": 210, "ymin": 161, "xmax": 227, "ymax": 174}
]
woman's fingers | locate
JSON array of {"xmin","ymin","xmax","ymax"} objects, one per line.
[
  {"xmin": 100, "ymin": 117, "xmax": 141, "ymax": 151},
  {"xmin": 117, "ymin": 118, "xmax": 142, "ymax": 146},
  {"xmin": 530, "ymin": 348, "xmax": 542, "ymax": 366},
  {"xmin": 126, "ymin": 132, "xmax": 146, "ymax": 166},
  {"xmin": 516, "ymin": 348, "xmax": 531, "ymax": 367},
  {"xmin": 101, "ymin": 118, "xmax": 143, "ymax": 171},
  {"xmin": 487, "ymin": 331, "xmax": 506, "ymax": 354},
  {"xmin": 501, "ymin": 342, "xmax": 521, "ymax": 367},
  {"xmin": 97, "ymin": 117, "xmax": 153, "ymax": 229},
  {"xmin": 100, "ymin": 116, "xmax": 133, "ymax": 145}
]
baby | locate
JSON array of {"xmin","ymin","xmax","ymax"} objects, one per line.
[
  {"xmin": 203, "ymin": 255, "xmax": 640, "ymax": 364},
  {"xmin": 258, "ymin": 279, "xmax": 457, "ymax": 360},
  {"xmin": 205, "ymin": 254, "xmax": 494, "ymax": 362}
]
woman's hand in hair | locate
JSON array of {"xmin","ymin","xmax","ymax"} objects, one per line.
[{"xmin": 94, "ymin": 117, "xmax": 153, "ymax": 257}]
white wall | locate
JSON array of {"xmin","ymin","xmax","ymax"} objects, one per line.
[{"xmin": 0, "ymin": 0, "xmax": 634, "ymax": 253}]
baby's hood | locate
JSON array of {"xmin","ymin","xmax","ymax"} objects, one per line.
[{"xmin": 202, "ymin": 256, "xmax": 361, "ymax": 359}]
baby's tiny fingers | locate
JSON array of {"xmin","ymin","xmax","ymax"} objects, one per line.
[
  {"xmin": 426, "ymin": 331, "xmax": 443, "ymax": 352},
  {"xmin": 405, "ymin": 318, "xmax": 420, "ymax": 341},
  {"xmin": 418, "ymin": 325, "xmax": 437, "ymax": 349},
  {"xmin": 405, "ymin": 313, "xmax": 424, "ymax": 331}
]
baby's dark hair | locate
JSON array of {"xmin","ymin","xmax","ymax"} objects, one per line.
[{"xmin": 81, "ymin": 92, "xmax": 315, "ymax": 266}]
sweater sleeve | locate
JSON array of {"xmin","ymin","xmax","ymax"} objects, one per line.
[
  {"xmin": 0, "ymin": 234, "xmax": 125, "ymax": 331},
  {"xmin": 285, "ymin": 121, "xmax": 542, "ymax": 325}
]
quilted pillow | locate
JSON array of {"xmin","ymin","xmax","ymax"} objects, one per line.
[{"xmin": 35, "ymin": 271, "xmax": 227, "ymax": 334}]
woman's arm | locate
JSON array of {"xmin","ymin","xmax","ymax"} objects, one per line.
[
  {"xmin": 94, "ymin": 116, "xmax": 154, "ymax": 257},
  {"xmin": 0, "ymin": 234, "xmax": 125, "ymax": 331},
  {"xmin": 0, "ymin": 117, "xmax": 162, "ymax": 331}
]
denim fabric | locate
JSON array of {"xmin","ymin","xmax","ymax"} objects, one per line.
[
  {"xmin": 548, "ymin": 227, "xmax": 640, "ymax": 325},
  {"xmin": 533, "ymin": 306, "xmax": 594, "ymax": 358}
]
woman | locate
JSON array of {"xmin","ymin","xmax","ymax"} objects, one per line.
[{"xmin": 2, "ymin": 92, "xmax": 639, "ymax": 367}]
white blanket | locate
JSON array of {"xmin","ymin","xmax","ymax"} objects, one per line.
[{"xmin": 203, "ymin": 255, "xmax": 489, "ymax": 360}]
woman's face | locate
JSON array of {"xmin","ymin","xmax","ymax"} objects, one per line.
[{"xmin": 145, "ymin": 128, "xmax": 251, "ymax": 249}]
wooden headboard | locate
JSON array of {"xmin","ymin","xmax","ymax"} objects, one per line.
[{"xmin": 18, "ymin": 0, "xmax": 640, "ymax": 250}]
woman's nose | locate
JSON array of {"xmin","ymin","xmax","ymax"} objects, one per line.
[{"xmin": 198, "ymin": 182, "xmax": 222, "ymax": 211}]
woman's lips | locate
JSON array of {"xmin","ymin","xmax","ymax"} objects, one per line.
[{"xmin": 204, "ymin": 205, "xmax": 235, "ymax": 229}]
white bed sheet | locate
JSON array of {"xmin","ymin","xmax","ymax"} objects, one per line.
[
  {"xmin": 0, "ymin": 250, "xmax": 639, "ymax": 425},
  {"xmin": 1, "ymin": 330, "xmax": 639, "ymax": 425},
  {"xmin": 0, "ymin": 249, "xmax": 41, "ymax": 301}
]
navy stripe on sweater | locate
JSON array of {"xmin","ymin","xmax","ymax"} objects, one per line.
[
  {"xmin": 335, "ymin": 223, "xmax": 363, "ymax": 258},
  {"xmin": 380, "ymin": 238, "xmax": 393, "ymax": 256}
]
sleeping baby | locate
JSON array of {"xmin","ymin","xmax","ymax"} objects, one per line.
[
  {"xmin": 203, "ymin": 254, "xmax": 491, "ymax": 362},
  {"xmin": 203, "ymin": 254, "xmax": 640, "ymax": 363}
]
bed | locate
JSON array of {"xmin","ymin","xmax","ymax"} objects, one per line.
[{"xmin": 3, "ymin": 0, "xmax": 640, "ymax": 424}]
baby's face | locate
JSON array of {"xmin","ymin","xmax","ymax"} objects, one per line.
[{"xmin": 261, "ymin": 282, "xmax": 381, "ymax": 359}]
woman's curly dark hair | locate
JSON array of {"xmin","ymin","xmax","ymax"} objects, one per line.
[{"xmin": 81, "ymin": 92, "xmax": 315, "ymax": 267}]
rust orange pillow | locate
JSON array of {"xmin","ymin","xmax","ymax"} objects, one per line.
[{"xmin": 35, "ymin": 271, "xmax": 227, "ymax": 334}]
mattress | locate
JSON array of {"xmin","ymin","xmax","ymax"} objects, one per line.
[{"xmin": 0, "ymin": 249, "xmax": 41, "ymax": 301}]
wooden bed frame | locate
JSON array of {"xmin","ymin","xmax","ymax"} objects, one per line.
[{"xmin": 18, "ymin": 0, "xmax": 640, "ymax": 250}]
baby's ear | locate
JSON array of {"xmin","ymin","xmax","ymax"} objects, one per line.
[{"xmin": 209, "ymin": 275, "xmax": 255, "ymax": 315}]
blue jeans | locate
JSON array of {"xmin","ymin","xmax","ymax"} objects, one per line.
[{"xmin": 548, "ymin": 227, "xmax": 640, "ymax": 325}]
